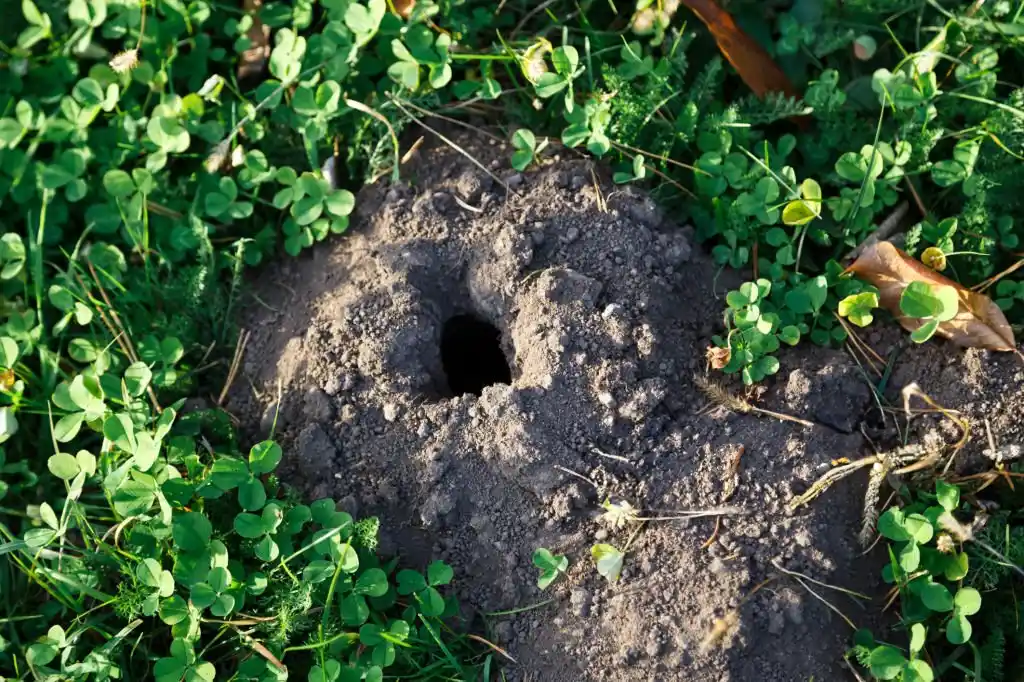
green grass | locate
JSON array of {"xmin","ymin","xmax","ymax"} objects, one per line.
[{"xmin": 2, "ymin": 0, "xmax": 1024, "ymax": 680}]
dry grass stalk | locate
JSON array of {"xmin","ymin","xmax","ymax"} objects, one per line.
[
  {"xmin": 901, "ymin": 383, "xmax": 970, "ymax": 463},
  {"xmin": 388, "ymin": 95, "xmax": 516, "ymax": 196},
  {"xmin": 590, "ymin": 166, "xmax": 608, "ymax": 213},
  {"xmin": 771, "ymin": 560, "xmax": 862, "ymax": 631},
  {"xmin": 467, "ymin": 634, "xmax": 517, "ymax": 663},
  {"xmin": 553, "ymin": 464, "xmax": 599, "ymax": 489},
  {"xmin": 695, "ymin": 375, "xmax": 815, "ymax": 427},
  {"xmin": 217, "ymin": 330, "xmax": 250, "ymax": 406},
  {"xmin": 77, "ymin": 265, "xmax": 162, "ymax": 414}
]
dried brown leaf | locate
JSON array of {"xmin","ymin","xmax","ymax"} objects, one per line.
[
  {"xmin": 846, "ymin": 241, "xmax": 1016, "ymax": 351},
  {"xmin": 705, "ymin": 345, "xmax": 731, "ymax": 370},
  {"xmin": 239, "ymin": 0, "xmax": 270, "ymax": 81},
  {"xmin": 680, "ymin": 0, "xmax": 799, "ymax": 99}
]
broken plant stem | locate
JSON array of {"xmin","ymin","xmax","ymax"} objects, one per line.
[{"xmin": 772, "ymin": 560, "xmax": 860, "ymax": 630}]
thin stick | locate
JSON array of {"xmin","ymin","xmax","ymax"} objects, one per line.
[
  {"xmin": 610, "ymin": 139, "xmax": 704, "ymax": 174},
  {"xmin": 589, "ymin": 446, "xmax": 631, "ymax": 464},
  {"xmin": 972, "ymin": 256, "xmax": 1024, "ymax": 293},
  {"xmin": 217, "ymin": 330, "xmax": 250, "ymax": 407},
  {"xmin": 904, "ymin": 176, "xmax": 928, "ymax": 217},
  {"xmin": 511, "ymin": 0, "xmax": 558, "ymax": 37},
  {"xmin": 836, "ymin": 313, "xmax": 885, "ymax": 369},
  {"xmin": 701, "ymin": 517, "xmax": 722, "ymax": 549},
  {"xmin": 644, "ymin": 164, "xmax": 697, "ymax": 200},
  {"xmin": 485, "ymin": 599, "xmax": 555, "ymax": 617},
  {"xmin": 844, "ymin": 656, "xmax": 870, "ymax": 682},
  {"xmin": 590, "ymin": 166, "xmax": 608, "ymax": 213},
  {"xmin": 400, "ymin": 136, "xmax": 425, "ymax": 165},
  {"xmin": 636, "ymin": 507, "xmax": 745, "ymax": 522},
  {"xmin": 771, "ymin": 559, "xmax": 870, "ymax": 601},
  {"xmin": 452, "ymin": 195, "xmax": 484, "ymax": 213},
  {"xmin": 466, "ymin": 634, "xmax": 517, "ymax": 663},
  {"xmin": 388, "ymin": 96, "xmax": 516, "ymax": 195},
  {"xmin": 394, "ymin": 97, "xmax": 504, "ymax": 144},
  {"xmin": 553, "ymin": 464, "xmax": 599, "ymax": 489},
  {"xmin": 901, "ymin": 383, "xmax": 970, "ymax": 469},
  {"xmin": 83, "ymin": 263, "xmax": 162, "ymax": 413}
]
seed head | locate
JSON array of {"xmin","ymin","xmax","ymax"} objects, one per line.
[{"xmin": 109, "ymin": 49, "xmax": 140, "ymax": 74}]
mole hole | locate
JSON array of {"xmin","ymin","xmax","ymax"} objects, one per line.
[{"xmin": 441, "ymin": 315, "xmax": 512, "ymax": 397}]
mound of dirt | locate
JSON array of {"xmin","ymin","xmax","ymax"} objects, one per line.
[{"xmin": 229, "ymin": 134, "xmax": 1021, "ymax": 681}]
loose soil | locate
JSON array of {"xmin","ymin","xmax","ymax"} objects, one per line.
[{"xmin": 229, "ymin": 132, "xmax": 1023, "ymax": 681}]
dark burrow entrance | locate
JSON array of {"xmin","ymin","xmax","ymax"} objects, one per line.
[{"xmin": 440, "ymin": 314, "xmax": 512, "ymax": 397}]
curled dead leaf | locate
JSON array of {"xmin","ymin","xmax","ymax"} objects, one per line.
[
  {"xmin": 706, "ymin": 345, "xmax": 731, "ymax": 370},
  {"xmin": 680, "ymin": 0, "xmax": 799, "ymax": 99},
  {"xmin": 846, "ymin": 241, "xmax": 1016, "ymax": 351}
]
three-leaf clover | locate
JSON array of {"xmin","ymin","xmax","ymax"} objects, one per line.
[
  {"xmin": 510, "ymin": 129, "xmax": 546, "ymax": 172},
  {"xmin": 735, "ymin": 176, "xmax": 780, "ymax": 224},
  {"xmin": 396, "ymin": 560, "xmax": 453, "ymax": 617},
  {"xmin": 534, "ymin": 45, "xmax": 585, "ymax": 111},
  {"xmin": 838, "ymin": 291, "xmax": 879, "ymax": 327},
  {"xmin": 189, "ymin": 566, "xmax": 237, "ymax": 617},
  {"xmin": 388, "ymin": 25, "xmax": 452, "ymax": 90},
  {"xmin": 618, "ymin": 41, "xmax": 654, "ymax": 79},
  {"xmin": 273, "ymin": 171, "xmax": 354, "ymax": 255},
  {"xmin": 154, "ymin": 639, "xmax": 216, "ymax": 682},
  {"xmin": 899, "ymin": 281, "xmax": 959, "ymax": 343},
  {"xmin": 204, "ymin": 177, "xmax": 254, "ymax": 221},
  {"xmin": 51, "ymin": 375, "xmax": 107, "ymax": 443},
  {"xmin": 235, "ymin": 502, "xmax": 285, "ymax": 561},
  {"xmin": 532, "ymin": 548, "xmax": 569, "ymax": 589}
]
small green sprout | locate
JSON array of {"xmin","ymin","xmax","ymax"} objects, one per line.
[
  {"xmin": 532, "ymin": 548, "xmax": 569, "ymax": 590},
  {"xmin": 510, "ymin": 129, "xmax": 547, "ymax": 171}
]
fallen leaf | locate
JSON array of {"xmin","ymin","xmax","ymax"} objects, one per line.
[
  {"xmin": 239, "ymin": 0, "xmax": 270, "ymax": 81},
  {"xmin": 680, "ymin": 0, "xmax": 799, "ymax": 99},
  {"xmin": 846, "ymin": 241, "xmax": 1016, "ymax": 351},
  {"xmin": 705, "ymin": 346, "xmax": 731, "ymax": 370}
]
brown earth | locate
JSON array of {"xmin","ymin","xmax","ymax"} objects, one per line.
[{"xmin": 227, "ymin": 133, "xmax": 1023, "ymax": 682}]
